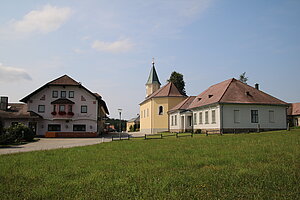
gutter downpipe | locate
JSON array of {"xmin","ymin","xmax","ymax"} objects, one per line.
[{"xmin": 220, "ymin": 104, "xmax": 223, "ymax": 133}]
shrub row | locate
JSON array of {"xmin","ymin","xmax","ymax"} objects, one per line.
[{"xmin": 0, "ymin": 123, "xmax": 35, "ymax": 145}]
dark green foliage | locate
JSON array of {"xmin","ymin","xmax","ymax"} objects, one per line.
[
  {"xmin": 129, "ymin": 125, "xmax": 135, "ymax": 132},
  {"xmin": 167, "ymin": 71, "xmax": 186, "ymax": 95},
  {"xmin": 107, "ymin": 118, "xmax": 127, "ymax": 131},
  {"xmin": 0, "ymin": 130, "xmax": 299, "ymax": 199},
  {"xmin": 239, "ymin": 72, "xmax": 248, "ymax": 84},
  {"xmin": 194, "ymin": 129, "xmax": 202, "ymax": 134},
  {"xmin": 0, "ymin": 123, "xmax": 35, "ymax": 144}
]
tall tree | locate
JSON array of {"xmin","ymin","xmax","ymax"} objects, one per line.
[
  {"xmin": 167, "ymin": 71, "xmax": 186, "ymax": 95},
  {"xmin": 239, "ymin": 72, "xmax": 248, "ymax": 84}
]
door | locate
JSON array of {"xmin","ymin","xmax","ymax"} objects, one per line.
[
  {"xmin": 181, "ymin": 116, "xmax": 185, "ymax": 132},
  {"xmin": 29, "ymin": 122, "xmax": 37, "ymax": 135}
]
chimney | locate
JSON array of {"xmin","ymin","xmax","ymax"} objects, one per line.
[
  {"xmin": 0, "ymin": 96, "xmax": 8, "ymax": 111},
  {"xmin": 255, "ymin": 83, "xmax": 259, "ymax": 90}
]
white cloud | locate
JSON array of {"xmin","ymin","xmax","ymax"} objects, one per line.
[
  {"xmin": 91, "ymin": 38, "xmax": 134, "ymax": 53},
  {"xmin": 0, "ymin": 64, "xmax": 32, "ymax": 82},
  {"xmin": 11, "ymin": 5, "xmax": 72, "ymax": 34}
]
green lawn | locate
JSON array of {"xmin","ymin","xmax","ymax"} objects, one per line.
[{"xmin": 0, "ymin": 130, "xmax": 299, "ymax": 200}]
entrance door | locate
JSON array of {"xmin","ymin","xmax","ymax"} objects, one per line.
[
  {"xmin": 181, "ymin": 116, "xmax": 184, "ymax": 132},
  {"xmin": 29, "ymin": 122, "xmax": 37, "ymax": 135}
]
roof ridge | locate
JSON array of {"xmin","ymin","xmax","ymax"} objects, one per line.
[{"xmin": 218, "ymin": 78, "xmax": 235, "ymax": 103}]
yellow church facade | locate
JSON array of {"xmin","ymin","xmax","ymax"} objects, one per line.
[{"xmin": 139, "ymin": 62, "xmax": 187, "ymax": 133}]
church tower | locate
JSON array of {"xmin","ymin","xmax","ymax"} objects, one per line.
[{"xmin": 146, "ymin": 60, "xmax": 161, "ymax": 97}]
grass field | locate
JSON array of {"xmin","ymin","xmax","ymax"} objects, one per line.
[{"xmin": 0, "ymin": 130, "xmax": 299, "ymax": 199}]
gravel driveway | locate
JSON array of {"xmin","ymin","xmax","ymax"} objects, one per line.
[{"xmin": 0, "ymin": 137, "xmax": 112, "ymax": 155}]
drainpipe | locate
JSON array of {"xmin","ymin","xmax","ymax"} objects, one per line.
[{"xmin": 220, "ymin": 104, "xmax": 223, "ymax": 133}]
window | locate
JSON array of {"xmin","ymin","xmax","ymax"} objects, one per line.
[
  {"xmin": 59, "ymin": 105, "xmax": 65, "ymax": 112},
  {"xmin": 144, "ymin": 110, "xmax": 146, "ymax": 118},
  {"xmin": 141, "ymin": 111, "xmax": 143, "ymax": 118},
  {"xmin": 68, "ymin": 105, "xmax": 72, "ymax": 112},
  {"xmin": 147, "ymin": 108, "xmax": 149, "ymax": 117},
  {"xmin": 61, "ymin": 91, "xmax": 66, "ymax": 98},
  {"xmin": 199, "ymin": 112, "xmax": 203, "ymax": 124},
  {"xmin": 194, "ymin": 113, "xmax": 197, "ymax": 125},
  {"xmin": 205, "ymin": 111, "xmax": 209, "ymax": 124},
  {"xmin": 188, "ymin": 116, "xmax": 192, "ymax": 126},
  {"xmin": 69, "ymin": 91, "xmax": 74, "ymax": 98},
  {"xmin": 171, "ymin": 116, "xmax": 174, "ymax": 126},
  {"xmin": 212, "ymin": 110, "xmax": 216, "ymax": 124},
  {"xmin": 48, "ymin": 124, "xmax": 61, "ymax": 131},
  {"xmin": 53, "ymin": 105, "xmax": 56, "ymax": 112},
  {"xmin": 234, "ymin": 110, "xmax": 240, "ymax": 123},
  {"xmin": 159, "ymin": 106, "xmax": 163, "ymax": 115},
  {"xmin": 73, "ymin": 125, "xmax": 86, "ymax": 131},
  {"xmin": 269, "ymin": 110, "xmax": 275, "ymax": 123},
  {"xmin": 175, "ymin": 115, "xmax": 177, "ymax": 126},
  {"xmin": 52, "ymin": 91, "xmax": 58, "ymax": 98},
  {"xmin": 251, "ymin": 110, "xmax": 259, "ymax": 123},
  {"xmin": 81, "ymin": 105, "xmax": 87, "ymax": 113},
  {"xmin": 38, "ymin": 105, "xmax": 45, "ymax": 113}
]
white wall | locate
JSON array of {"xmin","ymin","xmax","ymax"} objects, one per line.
[
  {"xmin": 26, "ymin": 85, "xmax": 98, "ymax": 135},
  {"xmin": 222, "ymin": 104, "xmax": 287, "ymax": 129},
  {"xmin": 169, "ymin": 112, "xmax": 181, "ymax": 130},
  {"xmin": 192, "ymin": 105, "xmax": 220, "ymax": 130}
]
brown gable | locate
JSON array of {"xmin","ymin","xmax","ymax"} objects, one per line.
[
  {"xmin": 189, "ymin": 78, "xmax": 233, "ymax": 109},
  {"xmin": 290, "ymin": 103, "xmax": 300, "ymax": 115},
  {"xmin": 48, "ymin": 75, "xmax": 80, "ymax": 86},
  {"xmin": 169, "ymin": 96, "xmax": 196, "ymax": 112},
  {"xmin": 140, "ymin": 82, "xmax": 186, "ymax": 104},
  {"xmin": 219, "ymin": 79, "xmax": 287, "ymax": 105},
  {"xmin": 189, "ymin": 78, "xmax": 287, "ymax": 109}
]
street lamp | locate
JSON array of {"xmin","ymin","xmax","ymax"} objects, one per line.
[{"xmin": 118, "ymin": 109, "xmax": 122, "ymax": 139}]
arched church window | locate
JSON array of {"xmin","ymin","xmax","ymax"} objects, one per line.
[{"xmin": 158, "ymin": 106, "xmax": 163, "ymax": 115}]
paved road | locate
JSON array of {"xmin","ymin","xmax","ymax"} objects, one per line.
[
  {"xmin": 0, "ymin": 132, "xmax": 151, "ymax": 155},
  {"xmin": 0, "ymin": 137, "xmax": 112, "ymax": 155}
]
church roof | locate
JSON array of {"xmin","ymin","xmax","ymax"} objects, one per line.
[
  {"xmin": 188, "ymin": 78, "xmax": 288, "ymax": 109},
  {"xmin": 146, "ymin": 63, "xmax": 161, "ymax": 85},
  {"xmin": 140, "ymin": 82, "xmax": 186, "ymax": 104}
]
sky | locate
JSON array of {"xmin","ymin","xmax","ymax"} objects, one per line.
[{"xmin": 0, "ymin": 0, "xmax": 299, "ymax": 120}]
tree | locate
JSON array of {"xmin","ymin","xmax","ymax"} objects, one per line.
[
  {"xmin": 167, "ymin": 71, "xmax": 186, "ymax": 95},
  {"xmin": 239, "ymin": 72, "xmax": 248, "ymax": 84}
]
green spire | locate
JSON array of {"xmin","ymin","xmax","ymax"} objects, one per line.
[{"xmin": 146, "ymin": 60, "xmax": 161, "ymax": 85}]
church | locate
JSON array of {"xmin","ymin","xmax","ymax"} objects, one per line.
[{"xmin": 139, "ymin": 61, "xmax": 187, "ymax": 133}]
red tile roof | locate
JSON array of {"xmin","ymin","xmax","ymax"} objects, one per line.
[
  {"xmin": 289, "ymin": 103, "xmax": 300, "ymax": 115},
  {"xmin": 0, "ymin": 103, "xmax": 41, "ymax": 119},
  {"xmin": 140, "ymin": 82, "xmax": 187, "ymax": 104},
  {"xmin": 188, "ymin": 78, "xmax": 287, "ymax": 109},
  {"xmin": 169, "ymin": 96, "xmax": 196, "ymax": 112},
  {"xmin": 48, "ymin": 75, "xmax": 80, "ymax": 86}
]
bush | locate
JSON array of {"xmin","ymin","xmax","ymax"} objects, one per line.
[
  {"xmin": 194, "ymin": 129, "xmax": 202, "ymax": 134},
  {"xmin": 129, "ymin": 125, "xmax": 135, "ymax": 132},
  {"xmin": 0, "ymin": 123, "xmax": 35, "ymax": 145}
]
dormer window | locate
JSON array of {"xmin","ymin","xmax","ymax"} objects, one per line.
[
  {"xmin": 198, "ymin": 98, "xmax": 202, "ymax": 101},
  {"xmin": 208, "ymin": 95, "xmax": 213, "ymax": 98}
]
